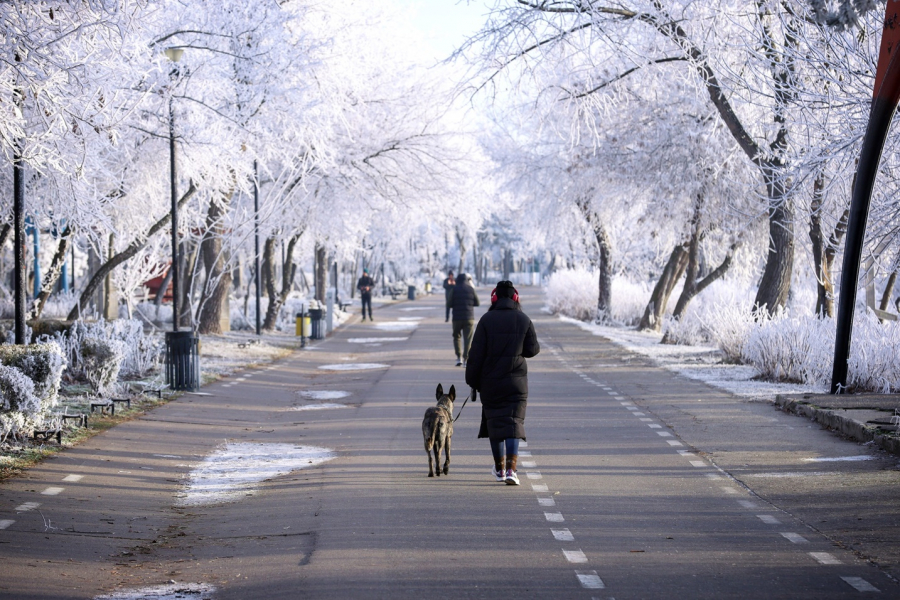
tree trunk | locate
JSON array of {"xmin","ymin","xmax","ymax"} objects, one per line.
[
  {"xmin": 595, "ymin": 223, "xmax": 612, "ymax": 319},
  {"xmin": 638, "ymin": 243, "xmax": 689, "ymax": 332},
  {"xmin": 30, "ymin": 226, "xmax": 71, "ymax": 320},
  {"xmin": 263, "ymin": 232, "xmax": 302, "ymax": 330},
  {"xmin": 315, "ymin": 244, "xmax": 327, "ymax": 303},
  {"xmin": 880, "ymin": 271, "xmax": 897, "ymax": 314},
  {"xmin": 753, "ymin": 172, "xmax": 794, "ymax": 314},
  {"xmin": 197, "ymin": 188, "xmax": 235, "ymax": 335},
  {"xmin": 456, "ymin": 228, "xmax": 467, "ymax": 275},
  {"xmin": 66, "ymin": 182, "xmax": 197, "ymax": 321}
]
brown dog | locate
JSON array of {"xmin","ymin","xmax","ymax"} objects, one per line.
[{"xmin": 422, "ymin": 384, "xmax": 455, "ymax": 477}]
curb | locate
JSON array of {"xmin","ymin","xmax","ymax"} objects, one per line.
[{"xmin": 775, "ymin": 394, "xmax": 900, "ymax": 456}]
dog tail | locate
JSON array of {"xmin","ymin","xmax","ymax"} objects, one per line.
[{"xmin": 423, "ymin": 417, "xmax": 439, "ymax": 451}]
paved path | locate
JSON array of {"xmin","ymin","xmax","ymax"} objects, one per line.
[{"xmin": 1, "ymin": 290, "xmax": 897, "ymax": 599}]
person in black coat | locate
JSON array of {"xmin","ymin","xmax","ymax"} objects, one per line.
[
  {"xmin": 465, "ymin": 280, "xmax": 539, "ymax": 485},
  {"xmin": 356, "ymin": 269, "xmax": 375, "ymax": 321},
  {"xmin": 450, "ymin": 273, "xmax": 479, "ymax": 367}
]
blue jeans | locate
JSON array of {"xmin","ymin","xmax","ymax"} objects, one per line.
[{"xmin": 490, "ymin": 438, "xmax": 520, "ymax": 463}]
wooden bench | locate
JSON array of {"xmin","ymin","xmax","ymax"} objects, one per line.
[
  {"xmin": 131, "ymin": 383, "xmax": 170, "ymax": 399},
  {"xmin": 90, "ymin": 401, "xmax": 114, "ymax": 416},
  {"xmin": 33, "ymin": 429, "xmax": 61, "ymax": 444},
  {"xmin": 59, "ymin": 413, "xmax": 88, "ymax": 427}
]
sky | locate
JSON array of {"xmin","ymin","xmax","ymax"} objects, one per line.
[{"xmin": 397, "ymin": 0, "xmax": 493, "ymax": 62}]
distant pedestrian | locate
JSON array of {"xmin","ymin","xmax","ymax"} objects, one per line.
[
  {"xmin": 357, "ymin": 268, "xmax": 375, "ymax": 321},
  {"xmin": 465, "ymin": 281, "xmax": 539, "ymax": 486},
  {"xmin": 442, "ymin": 270, "xmax": 455, "ymax": 322},
  {"xmin": 449, "ymin": 273, "xmax": 479, "ymax": 367}
]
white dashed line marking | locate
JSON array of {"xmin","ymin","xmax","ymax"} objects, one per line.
[
  {"xmin": 519, "ymin": 451, "xmax": 532, "ymax": 457},
  {"xmin": 619, "ymin": 401, "xmax": 633, "ymax": 406},
  {"xmin": 532, "ymin": 484, "xmax": 548, "ymax": 493},
  {"xmin": 626, "ymin": 407, "xmax": 638, "ymax": 411},
  {"xmin": 689, "ymin": 461, "xmax": 706, "ymax": 467},
  {"xmin": 544, "ymin": 512, "xmax": 565, "ymax": 522},
  {"xmin": 526, "ymin": 472, "xmax": 542, "ymax": 480},
  {"xmin": 841, "ymin": 576, "xmax": 879, "ymax": 592},
  {"xmin": 62, "ymin": 474, "xmax": 83, "ymax": 482},
  {"xmin": 667, "ymin": 441, "xmax": 683, "ymax": 446},
  {"xmin": 739, "ymin": 500, "xmax": 758, "ymax": 509},
  {"xmin": 677, "ymin": 450, "xmax": 694, "ymax": 456},
  {"xmin": 538, "ymin": 497, "xmax": 556, "ymax": 507},
  {"xmin": 563, "ymin": 549, "xmax": 588, "ymax": 563},
  {"xmin": 633, "ymin": 412, "xmax": 646, "ymax": 416},
  {"xmin": 0, "ymin": 519, "xmax": 14, "ymax": 529},
  {"xmin": 656, "ymin": 431, "xmax": 673, "ymax": 437},
  {"xmin": 809, "ymin": 552, "xmax": 841, "ymax": 565},
  {"xmin": 235, "ymin": 377, "xmax": 246, "ymax": 382},
  {"xmin": 15, "ymin": 502, "xmax": 39, "ymax": 512},
  {"xmin": 648, "ymin": 424, "xmax": 662, "ymax": 429},
  {"xmin": 522, "ymin": 461, "xmax": 537, "ymax": 468},
  {"xmin": 705, "ymin": 473, "xmax": 723, "ymax": 480},
  {"xmin": 780, "ymin": 532, "xmax": 809, "ymax": 544},
  {"xmin": 521, "ymin": 442, "xmax": 528, "ymax": 447},
  {"xmin": 721, "ymin": 487, "xmax": 739, "ymax": 494},
  {"xmin": 552, "ymin": 529, "xmax": 574, "ymax": 541},
  {"xmin": 757, "ymin": 515, "xmax": 780, "ymax": 525},
  {"xmin": 41, "ymin": 487, "xmax": 64, "ymax": 496},
  {"xmin": 639, "ymin": 417, "xmax": 652, "ymax": 421},
  {"xmin": 575, "ymin": 571, "xmax": 605, "ymax": 589}
]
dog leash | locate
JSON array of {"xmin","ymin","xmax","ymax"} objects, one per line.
[{"xmin": 453, "ymin": 388, "xmax": 475, "ymax": 422}]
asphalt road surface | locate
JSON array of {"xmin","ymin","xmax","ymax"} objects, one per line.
[{"xmin": 1, "ymin": 289, "xmax": 898, "ymax": 599}]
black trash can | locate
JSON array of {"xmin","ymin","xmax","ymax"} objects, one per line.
[
  {"xmin": 407, "ymin": 285, "xmax": 416, "ymax": 300},
  {"xmin": 165, "ymin": 330, "xmax": 200, "ymax": 391},
  {"xmin": 309, "ymin": 308, "xmax": 324, "ymax": 340}
]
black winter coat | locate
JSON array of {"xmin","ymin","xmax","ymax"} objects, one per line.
[
  {"xmin": 465, "ymin": 298, "xmax": 539, "ymax": 440},
  {"xmin": 450, "ymin": 278, "xmax": 480, "ymax": 321}
]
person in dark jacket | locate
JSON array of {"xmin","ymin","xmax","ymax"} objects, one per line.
[
  {"xmin": 450, "ymin": 273, "xmax": 479, "ymax": 366},
  {"xmin": 442, "ymin": 270, "xmax": 455, "ymax": 322},
  {"xmin": 356, "ymin": 268, "xmax": 375, "ymax": 321},
  {"xmin": 465, "ymin": 280, "xmax": 539, "ymax": 486}
]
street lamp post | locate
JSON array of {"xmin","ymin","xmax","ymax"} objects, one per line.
[
  {"xmin": 254, "ymin": 160, "xmax": 261, "ymax": 336},
  {"xmin": 162, "ymin": 47, "xmax": 198, "ymax": 392},
  {"xmin": 165, "ymin": 46, "xmax": 183, "ymax": 332}
]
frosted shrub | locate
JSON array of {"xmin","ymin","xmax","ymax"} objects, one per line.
[
  {"xmin": 847, "ymin": 313, "xmax": 900, "ymax": 393},
  {"xmin": 702, "ymin": 303, "xmax": 758, "ymax": 363},
  {"xmin": 662, "ymin": 316, "xmax": 709, "ymax": 346},
  {"xmin": 0, "ymin": 364, "xmax": 39, "ymax": 414},
  {"xmin": 80, "ymin": 336, "xmax": 128, "ymax": 396},
  {"xmin": 0, "ymin": 364, "xmax": 39, "ymax": 442},
  {"xmin": 546, "ymin": 268, "xmax": 597, "ymax": 321},
  {"xmin": 51, "ymin": 319, "xmax": 159, "ymax": 382},
  {"xmin": 0, "ymin": 343, "xmax": 66, "ymax": 411}
]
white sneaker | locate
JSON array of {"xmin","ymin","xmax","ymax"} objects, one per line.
[
  {"xmin": 491, "ymin": 465, "xmax": 504, "ymax": 482},
  {"xmin": 505, "ymin": 469, "xmax": 520, "ymax": 486},
  {"xmin": 462, "ymin": 360, "xmax": 467, "ymax": 367},
  {"xmin": 455, "ymin": 359, "xmax": 462, "ymax": 367}
]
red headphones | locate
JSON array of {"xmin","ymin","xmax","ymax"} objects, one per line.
[{"xmin": 490, "ymin": 282, "xmax": 519, "ymax": 304}]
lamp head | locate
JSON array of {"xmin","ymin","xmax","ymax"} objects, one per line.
[{"xmin": 164, "ymin": 47, "xmax": 184, "ymax": 62}]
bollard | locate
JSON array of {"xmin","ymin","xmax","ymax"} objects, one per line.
[{"xmin": 407, "ymin": 285, "xmax": 416, "ymax": 300}]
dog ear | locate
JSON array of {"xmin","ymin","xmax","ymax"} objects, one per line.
[
  {"xmin": 448, "ymin": 385, "xmax": 456, "ymax": 401},
  {"xmin": 436, "ymin": 383, "xmax": 443, "ymax": 400}
]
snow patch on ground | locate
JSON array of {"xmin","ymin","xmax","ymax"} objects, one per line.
[
  {"xmin": 370, "ymin": 321, "xmax": 418, "ymax": 331},
  {"xmin": 291, "ymin": 403, "xmax": 348, "ymax": 411},
  {"xmin": 318, "ymin": 363, "xmax": 389, "ymax": 371},
  {"xmin": 179, "ymin": 443, "xmax": 335, "ymax": 506},
  {"xmin": 95, "ymin": 582, "xmax": 215, "ymax": 599},
  {"xmin": 559, "ymin": 316, "xmax": 820, "ymax": 400},
  {"xmin": 347, "ymin": 337, "xmax": 409, "ymax": 343},
  {"xmin": 299, "ymin": 390, "xmax": 351, "ymax": 400}
]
